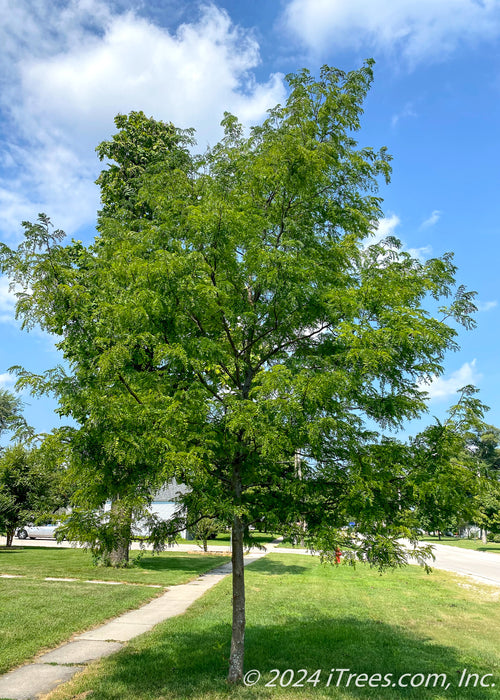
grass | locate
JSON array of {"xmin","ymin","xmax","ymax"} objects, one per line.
[
  {"xmin": 181, "ymin": 532, "xmax": 279, "ymax": 547},
  {"xmin": 47, "ymin": 553, "xmax": 500, "ymax": 700},
  {"xmin": 0, "ymin": 577, "xmax": 159, "ymax": 675},
  {"xmin": 421, "ymin": 536, "xmax": 500, "ymax": 554},
  {"xmin": 276, "ymin": 539, "xmax": 309, "ymax": 549},
  {"xmin": 0, "ymin": 546, "xmax": 229, "ymax": 586}
]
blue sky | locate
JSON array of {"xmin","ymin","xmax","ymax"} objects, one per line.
[{"xmin": 0, "ymin": 0, "xmax": 499, "ymax": 439}]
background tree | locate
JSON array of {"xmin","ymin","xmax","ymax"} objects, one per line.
[
  {"xmin": 0, "ymin": 113, "xmax": 195, "ymax": 566},
  {"xmin": 0, "ymin": 388, "xmax": 26, "ymax": 439},
  {"xmin": 0, "ymin": 438, "xmax": 68, "ymax": 546},
  {"xmin": 470, "ymin": 424, "xmax": 500, "ymax": 541},
  {"xmin": 410, "ymin": 387, "xmax": 486, "ymax": 539},
  {"xmin": 0, "ymin": 62, "xmax": 479, "ymax": 682}
]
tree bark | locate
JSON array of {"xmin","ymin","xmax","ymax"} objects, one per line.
[
  {"xmin": 228, "ymin": 513, "xmax": 245, "ymax": 684},
  {"xmin": 6, "ymin": 529, "xmax": 14, "ymax": 547},
  {"xmin": 481, "ymin": 528, "xmax": 487, "ymax": 545},
  {"xmin": 107, "ymin": 497, "xmax": 132, "ymax": 567}
]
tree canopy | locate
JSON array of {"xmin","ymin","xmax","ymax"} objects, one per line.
[
  {"xmin": 0, "ymin": 388, "xmax": 25, "ymax": 440},
  {"xmin": 0, "ymin": 61, "xmax": 480, "ymax": 682}
]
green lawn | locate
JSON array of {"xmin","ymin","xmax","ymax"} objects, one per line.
[
  {"xmin": 276, "ymin": 539, "xmax": 309, "ymax": 549},
  {"xmin": 421, "ymin": 536, "xmax": 500, "ymax": 554},
  {"xmin": 0, "ymin": 546, "xmax": 229, "ymax": 585},
  {"xmin": 181, "ymin": 532, "xmax": 279, "ymax": 547},
  {"xmin": 0, "ymin": 578, "xmax": 159, "ymax": 675},
  {"xmin": 48, "ymin": 553, "xmax": 500, "ymax": 700}
]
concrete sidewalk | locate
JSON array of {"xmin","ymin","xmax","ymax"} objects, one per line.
[{"xmin": 0, "ymin": 549, "xmax": 271, "ymax": 700}]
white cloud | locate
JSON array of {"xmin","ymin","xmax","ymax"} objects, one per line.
[
  {"xmin": 391, "ymin": 103, "xmax": 417, "ymax": 127},
  {"xmin": 283, "ymin": 0, "xmax": 500, "ymax": 64},
  {"xmin": 419, "ymin": 359, "xmax": 481, "ymax": 400},
  {"xmin": 367, "ymin": 214, "xmax": 433, "ymax": 262},
  {"xmin": 369, "ymin": 214, "xmax": 401, "ymax": 245},
  {"xmin": 0, "ymin": 372, "xmax": 16, "ymax": 388},
  {"xmin": 0, "ymin": 1, "xmax": 286, "ymax": 239},
  {"xmin": 0, "ymin": 277, "xmax": 17, "ymax": 324},
  {"xmin": 420, "ymin": 210, "xmax": 441, "ymax": 228},
  {"xmin": 477, "ymin": 300, "xmax": 498, "ymax": 312},
  {"xmin": 406, "ymin": 245, "xmax": 432, "ymax": 262}
]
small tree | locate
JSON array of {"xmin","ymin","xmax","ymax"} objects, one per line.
[{"xmin": 0, "ymin": 62, "xmax": 479, "ymax": 682}]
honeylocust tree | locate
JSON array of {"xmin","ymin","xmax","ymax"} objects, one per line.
[{"xmin": 0, "ymin": 62, "xmax": 478, "ymax": 682}]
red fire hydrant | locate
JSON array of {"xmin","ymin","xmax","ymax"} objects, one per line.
[{"xmin": 335, "ymin": 547, "xmax": 342, "ymax": 564}]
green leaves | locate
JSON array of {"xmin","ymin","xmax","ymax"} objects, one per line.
[
  {"xmin": 0, "ymin": 389, "xmax": 25, "ymax": 439},
  {"xmin": 0, "ymin": 62, "xmax": 481, "ymax": 571}
]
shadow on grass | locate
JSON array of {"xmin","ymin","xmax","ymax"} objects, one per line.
[
  {"xmin": 0, "ymin": 546, "xmax": 225, "ymax": 565},
  {"xmin": 131, "ymin": 553, "xmax": 229, "ymax": 574},
  {"xmin": 0, "ymin": 545, "xmax": 72, "ymax": 553},
  {"xmin": 74, "ymin": 614, "xmax": 496, "ymax": 699},
  {"xmin": 247, "ymin": 558, "xmax": 309, "ymax": 576}
]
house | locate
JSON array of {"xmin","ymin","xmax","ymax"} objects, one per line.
[{"xmin": 135, "ymin": 479, "xmax": 189, "ymax": 539}]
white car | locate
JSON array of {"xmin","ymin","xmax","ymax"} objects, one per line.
[{"xmin": 17, "ymin": 523, "xmax": 61, "ymax": 540}]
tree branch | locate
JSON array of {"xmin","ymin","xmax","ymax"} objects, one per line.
[{"xmin": 118, "ymin": 374, "xmax": 143, "ymax": 405}]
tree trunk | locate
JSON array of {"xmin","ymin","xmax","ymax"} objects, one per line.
[
  {"xmin": 228, "ymin": 513, "xmax": 246, "ymax": 684},
  {"xmin": 109, "ymin": 538, "xmax": 130, "ymax": 566},
  {"xmin": 107, "ymin": 497, "xmax": 132, "ymax": 567},
  {"xmin": 481, "ymin": 528, "xmax": 487, "ymax": 545},
  {"xmin": 295, "ymin": 452, "xmax": 305, "ymax": 547},
  {"xmin": 6, "ymin": 529, "xmax": 14, "ymax": 547}
]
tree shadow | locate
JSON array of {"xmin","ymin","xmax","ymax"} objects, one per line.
[
  {"xmin": 247, "ymin": 558, "xmax": 309, "ymax": 576},
  {"xmin": 70, "ymin": 614, "xmax": 496, "ymax": 699},
  {"xmin": 132, "ymin": 552, "xmax": 229, "ymax": 574}
]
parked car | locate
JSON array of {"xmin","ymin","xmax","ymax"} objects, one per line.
[{"xmin": 16, "ymin": 523, "xmax": 62, "ymax": 540}]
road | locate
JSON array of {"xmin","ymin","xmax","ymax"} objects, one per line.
[{"xmin": 418, "ymin": 541, "xmax": 500, "ymax": 587}]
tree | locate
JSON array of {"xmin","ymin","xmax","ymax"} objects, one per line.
[
  {"xmin": 0, "ymin": 439, "xmax": 67, "ymax": 546},
  {"xmin": 0, "ymin": 388, "xmax": 25, "ymax": 439},
  {"xmin": 0, "ymin": 114, "xmax": 194, "ymax": 566},
  {"xmin": 0, "ymin": 61, "xmax": 478, "ymax": 682},
  {"xmin": 410, "ymin": 387, "xmax": 486, "ymax": 539},
  {"xmin": 470, "ymin": 424, "xmax": 500, "ymax": 540}
]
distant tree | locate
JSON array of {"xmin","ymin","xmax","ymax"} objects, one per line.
[
  {"xmin": 470, "ymin": 425, "xmax": 500, "ymax": 540},
  {"xmin": 411, "ymin": 387, "xmax": 487, "ymax": 539},
  {"xmin": 0, "ymin": 388, "xmax": 25, "ymax": 439},
  {"xmin": 0, "ymin": 439, "xmax": 67, "ymax": 546},
  {"xmin": 0, "ymin": 62, "xmax": 479, "ymax": 682}
]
